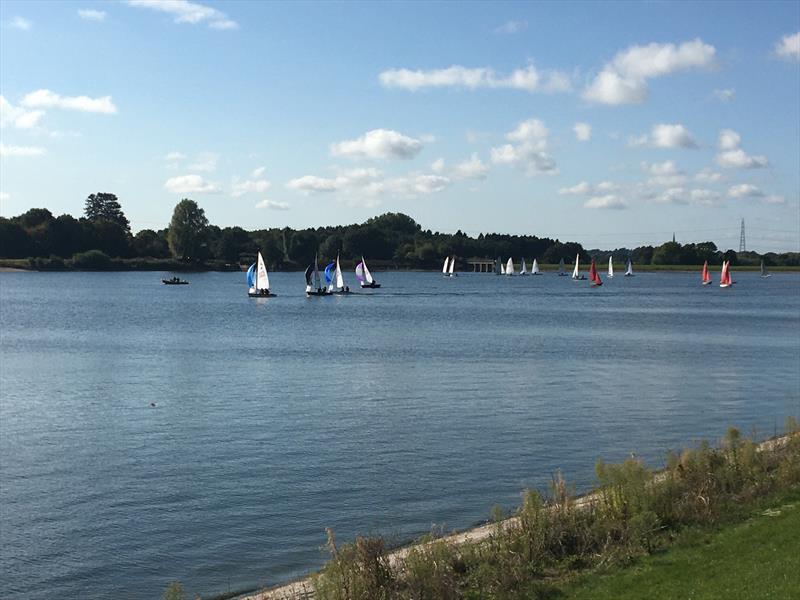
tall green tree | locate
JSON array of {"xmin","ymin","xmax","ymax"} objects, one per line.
[
  {"xmin": 167, "ymin": 199, "xmax": 209, "ymax": 260},
  {"xmin": 84, "ymin": 193, "xmax": 130, "ymax": 233}
]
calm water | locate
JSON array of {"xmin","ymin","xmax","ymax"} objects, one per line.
[{"xmin": 1, "ymin": 270, "xmax": 799, "ymax": 599}]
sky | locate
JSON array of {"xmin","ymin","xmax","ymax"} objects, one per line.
[{"xmin": 1, "ymin": 1, "xmax": 799, "ymax": 252}]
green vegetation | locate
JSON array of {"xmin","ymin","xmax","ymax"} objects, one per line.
[
  {"xmin": 311, "ymin": 421, "xmax": 800, "ymax": 600},
  {"xmin": 1, "ymin": 194, "xmax": 797, "ymax": 270},
  {"xmin": 564, "ymin": 489, "xmax": 800, "ymax": 599}
]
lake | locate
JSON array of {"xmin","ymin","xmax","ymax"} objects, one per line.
[{"xmin": 1, "ymin": 270, "xmax": 798, "ymax": 599}]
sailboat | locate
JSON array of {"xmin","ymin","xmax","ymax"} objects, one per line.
[
  {"xmin": 719, "ymin": 260, "xmax": 734, "ymax": 288},
  {"xmin": 760, "ymin": 260, "xmax": 771, "ymax": 278},
  {"xmin": 558, "ymin": 258, "xmax": 568, "ymax": 276},
  {"xmin": 495, "ymin": 256, "xmax": 503, "ymax": 275},
  {"xmin": 589, "ymin": 258, "xmax": 603, "ymax": 286},
  {"xmin": 305, "ymin": 253, "xmax": 331, "ymax": 296},
  {"xmin": 624, "ymin": 259, "xmax": 634, "ymax": 277},
  {"xmin": 608, "ymin": 256, "xmax": 614, "ymax": 278},
  {"xmin": 500, "ymin": 261, "xmax": 506, "ymax": 275},
  {"xmin": 331, "ymin": 254, "xmax": 350, "ymax": 293},
  {"xmin": 505, "ymin": 257, "xmax": 514, "ymax": 276},
  {"xmin": 355, "ymin": 257, "xmax": 380, "ymax": 288},
  {"xmin": 442, "ymin": 256, "xmax": 450, "ymax": 277},
  {"xmin": 701, "ymin": 260, "xmax": 712, "ymax": 285},
  {"xmin": 571, "ymin": 254, "xmax": 586, "ymax": 280},
  {"xmin": 531, "ymin": 259, "xmax": 541, "ymax": 275},
  {"xmin": 448, "ymin": 255, "xmax": 456, "ymax": 277},
  {"xmin": 247, "ymin": 251, "xmax": 276, "ymax": 297},
  {"xmin": 519, "ymin": 258, "xmax": 528, "ymax": 276}
]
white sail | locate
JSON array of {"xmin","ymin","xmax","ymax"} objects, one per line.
[
  {"xmin": 256, "ymin": 251, "xmax": 270, "ymax": 290},
  {"xmin": 361, "ymin": 257, "xmax": 374, "ymax": 284},
  {"xmin": 519, "ymin": 258, "xmax": 527, "ymax": 275},
  {"xmin": 608, "ymin": 256, "xmax": 614, "ymax": 278},
  {"xmin": 448, "ymin": 256, "xmax": 455, "ymax": 275},
  {"xmin": 625, "ymin": 259, "xmax": 633, "ymax": 276},
  {"xmin": 501, "ymin": 262, "xmax": 506, "ymax": 274},
  {"xmin": 532, "ymin": 259, "xmax": 540, "ymax": 274},
  {"xmin": 506, "ymin": 257, "xmax": 514, "ymax": 276},
  {"xmin": 572, "ymin": 254, "xmax": 580, "ymax": 279},
  {"xmin": 335, "ymin": 255, "xmax": 345, "ymax": 289},
  {"xmin": 442, "ymin": 256, "xmax": 450, "ymax": 274}
]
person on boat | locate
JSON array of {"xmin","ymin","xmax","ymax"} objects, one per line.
[{"xmin": 345, "ymin": 286, "xmax": 350, "ymax": 293}]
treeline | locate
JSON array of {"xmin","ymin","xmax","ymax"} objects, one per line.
[{"xmin": 1, "ymin": 193, "xmax": 797, "ymax": 270}]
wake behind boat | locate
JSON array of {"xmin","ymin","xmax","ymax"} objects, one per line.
[
  {"xmin": 356, "ymin": 256, "xmax": 380, "ymax": 288},
  {"xmin": 247, "ymin": 251, "xmax": 276, "ymax": 297}
]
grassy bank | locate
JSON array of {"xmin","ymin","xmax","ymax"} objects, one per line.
[
  {"xmin": 563, "ymin": 487, "xmax": 800, "ymax": 599},
  {"xmin": 306, "ymin": 422, "xmax": 799, "ymax": 600}
]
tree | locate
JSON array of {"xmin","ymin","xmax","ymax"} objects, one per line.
[
  {"xmin": 84, "ymin": 193, "xmax": 130, "ymax": 233},
  {"xmin": 167, "ymin": 199, "xmax": 209, "ymax": 260},
  {"xmin": 288, "ymin": 230, "xmax": 319, "ymax": 264},
  {"xmin": 214, "ymin": 226, "xmax": 252, "ymax": 262},
  {"xmin": 0, "ymin": 218, "xmax": 31, "ymax": 257},
  {"xmin": 133, "ymin": 229, "xmax": 170, "ymax": 258},
  {"xmin": 652, "ymin": 241, "xmax": 683, "ymax": 265},
  {"xmin": 15, "ymin": 208, "xmax": 53, "ymax": 230}
]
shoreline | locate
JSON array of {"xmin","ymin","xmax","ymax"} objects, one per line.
[{"xmin": 232, "ymin": 432, "xmax": 797, "ymax": 600}]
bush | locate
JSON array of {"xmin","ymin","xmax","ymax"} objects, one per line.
[{"xmin": 71, "ymin": 249, "xmax": 112, "ymax": 270}]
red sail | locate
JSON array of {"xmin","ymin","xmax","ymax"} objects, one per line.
[
  {"xmin": 589, "ymin": 259, "xmax": 602, "ymax": 284},
  {"xmin": 702, "ymin": 261, "xmax": 710, "ymax": 283}
]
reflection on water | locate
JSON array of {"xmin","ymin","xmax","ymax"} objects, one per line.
[{"xmin": 1, "ymin": 270, "xmax": 798, "ymax": 599}]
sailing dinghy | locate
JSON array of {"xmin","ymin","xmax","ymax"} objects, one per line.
[
  {"xmin": 572, "ymin": 254, "xmax": 586, "ymax": 280},
  {"xmin": 589, "ymin": 258, "xmax": 603, "ymax": 286},
  {"xmin": 356, "ymin": 257, "xmax": 380, "ymax": 288},
  {"xmin": 719, "ymin": 260, "xmax": 734, "ymax": 288},
  {"xmin": 519, "ymin": 258, "xmax": 528, "ymax": 275},
  {"xmin": 495, "ymin": 256, "xmax": 503, "ymax": 275},
  {"xmin": 760, "ymin": 260, "xmax": 771, "ymax": 278},
  {"xmin": 624, "ymin": 259, "xmax": 634, "ymax": 277},
  {"xmin": 306, "ymin": 254, "xmax": 332, "ymax": 296},
  {"xmin": 701, "ymin": 260, "xmax": 712, "ymax": 285},
  {"xmin": 505, "ymin": 257, "xmax": 514, "ymax": 276},
  {"xmin": 331, "ymin": 254, "xmax": 350, "ymax": 293},
  {"xmin": 449, "ymin": 256, "xmax": 456, "ymax": 277},
  {"xmin": 248, "ymin": 251, "xmax": 276, "ymax": 297},
  {"xmin": 531, "ymin": 259, "xmax": 541, "ymax": 275},
  {"xmin": 608, "ymin": 256, "xmax": 614, "ymax": 278}
]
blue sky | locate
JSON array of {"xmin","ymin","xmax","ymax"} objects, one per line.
[{"xmin": 1, "ymin": 1, "xmax": 798, "ymax": 252}]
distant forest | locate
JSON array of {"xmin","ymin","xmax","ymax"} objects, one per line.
[{"xmin": 1, "ymin": 194, "xmax": 797, "ymax": 270}]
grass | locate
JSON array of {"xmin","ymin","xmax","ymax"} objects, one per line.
[{"xmin": 563, "ymin": 488, "xmax": 800, "ymax": 599}]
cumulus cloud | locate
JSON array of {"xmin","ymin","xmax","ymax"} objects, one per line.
[
  {"xmin": 774, "ymin": 32, "xmax": 800, "ymax": 61},
  {"xmin": 255, "ymin": 199, "xmax": 289, "ymax": 210},
  {"xmin": 0, "ymin": 96, "xmax": 45, "ymax": 129},
  {"xmin": 584, "ymin": 194, "xmax": 627, "ymax": 209},
  {"xmin": 715, "ymin": 129, "xmax": 768, "ymax": 168},
  {"xmin": 689, "ymin": 189, "xmax": 721, "ymax": 206},
  {"xmin": 494, "ymin": 20, "xmax": 527, "ymax": 34},
  {"xmin": 558, "ymin": 182, "xmax": 592, "ymax": 195},
  {"xmin": 573, "ymin": 122, "xmax": 592, "ymax": 141},
  {"xmin": 694, "ymin": 168, "xmax": 723, "ymax": 183},
  {"xmin": 641, "ymin": 160, "xmax": 688, "ymax": 187},
  {"xmin": 330, "ymin": 129, "xmax": 423, "ymax": 160},
  {"xmin": 188, "ymin": 152, "xmax": 219, "ymax": 172},
  {"xmin": 430, "ymin": 158, "xmax": 445, "ymax": 173},
  {"xmin": 713, "ymin": 88, "xmax": 735, "ymax": 102},
  {"xmin": 287, "ymin": 175, "xmax": 339, "ymax": 193},
  {"xmin": 21, "ymin": 89, "xmax": 117, "ymax": 114},
  {"xmin": 0, "ymin": 143, "xmax": 46, "ymax": 157},
  {"xmin": 583, "ymin": 39, "xmax": 716, "ymax": 105},
  {"xmin": 728, "ymin": 183, "xmax": 764, "ymax": 198},
  {"xmin": 164, "ymin": 174, "xmax": 220, "ymax": 194},
  {"xmin": 630, "ymin": 123, "xmax": 698, "ymax": 148},
  {"xmin": 231, "ymin": 176, "xmax": 271, "ymax": 197},
  {"xmin": 251, "ymin": 166, "xmax": 266, "ymax": 178},
  {"xmin": 379, "ymin": 64, "xmax": 571, "ymax": 93},
  {"xmin": 127, "ymin": 0, "xmax": 238, "ymax": 30},
  {"xmin": 453, "ymin": 154, "xmax": 489, "ymax": 180},
  {"xmin": 491, "ymin": 118, "xmax": 557, "ymax": 175},
  {"xmin": 78, "ymin": 9, "xmax": 106, "ymax": 21},
  {"xmin": 9, "ymin": 16, "xmax": 31, "ymax": 30}
]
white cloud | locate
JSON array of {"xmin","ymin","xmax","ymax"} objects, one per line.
[
  {"xmin": 453, "ymin": 154, "xmax": 489, "ymax": 180},
  {"xmin": 583, "ymin": 39, "xmax": 716, "ymax": 105},
  {"xmin": 330, "ymin": 129, "xmax": 423, "ymax": 160},
  {"xmin": 494, "ymin": 20, "xmax": 527, "ymax": 34},
  {"xmin": 164, "ymin": 151, "xmax": 186, "ymax": 161},
  {"xmin": 379, "ymin": 64, "xmax": 571, "ymax": 93},
  {"xmin": 430, "ymin": 158, "xmax": 445, "ymax": 173},
  {"xmin": 653, "ymin": 187, "xmax": 690, "ymax": 205},
  {"xmin": 9, "ymin": 16, "xmax": 31, "ymax": 30},
  {"xmin": 231, "ymin": 177, "xmax": 271, "ymax": 197},
  {"xmin": 0, "ymin": 143, "xmax": 46, "ymax": 157},
  {"xmin": 630, "ymin": 123, "xmax": 698, "ymax": 148},
  {"xmin": 728, "ymin": 183, "xmax": 764, "ymax": 198},
  {"xmin": 255, "ymin": 199, "xmax": 289, "ymax": 210},
  {"xmin": 0, "ymin": 96, "xmax": 44, "ymax": 129},
  {"xmin": 164, "ymin": 174, "xmax": 220, "ymax": 194},
  {"xmin": 713, "ymin": 88, "xmax": 735, "ymax": 102},
  {"xmin": 188, "ymin": 152, "xmax": 218, "ymax": 172},
  {"xmin": 774, "ymin": 32, "xmax": 800, "ymax": 61},
  {"xmin": 584, "ymin": 194, "xmax": 627, "ymax": 209},
  {"xmin": 21, "ymin": 89, "xmax": 117, "ymax": 114},
  {"xmin": 491, "ymin": 118, "xmax": 557, "ymax": 175},
  {"xmin": 251, "ymin": 166, "xmax": 266, "ymax": 178},
  {"xmin": 385, "ymin": 173, "xmax": 450, "ymax": 196},
  {"xmin": 127, "ymin": 0, "xmax": 238, "ymax": 30},
  {"xmin": 558, "ymin": 182, "xmax": 592, "ymax": 195},
  {"xmin": 694, "ymin": 168, "xmax": 723, "ymax": 183},
  {"xmin": 287, "ymin": 175, "xmax": 339, "ymax": 193},
  {"xmin": 763, "ymin": 195, "xmax": 786, "ymax": 204},
  {"xmin": 573, "ymin": 122, "xmax": 592, "ymax": 141},
  {"xmin": 690, "ymin": 189, "xmax": 721, "ymax": 206},
  {"xmin": 641, "ymin": 160, "xmax": 688, "ymax": 187},
  {"xmin": 715, "ymin": 129, "xmax": 768, "ymax": 169},
  {"xmin": 78, "ymin": 9, "xmax": 106, "ymax": 21}
]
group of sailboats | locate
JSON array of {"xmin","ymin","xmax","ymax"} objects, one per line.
[{"xmin": 442, "ymin": 256, "xmax": 457, "ymax": 277}]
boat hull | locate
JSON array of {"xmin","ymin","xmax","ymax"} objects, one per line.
[
  {"xmin": 306, "ymin": 290, "xmax": 332, "ymax": 296},
  {"xmin": 162, "ymin": 280, "xmax": 189, "ymax": 285},
  {"xmin": 248, "ymin": 292, "xmax": 276, "ymax": 297},
  {"xmin": 360, "ymin": 282, "xmax": 381, "ymax": 288}
]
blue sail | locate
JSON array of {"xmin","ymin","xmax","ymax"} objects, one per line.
[
  {"xmin": 324, "ymin": 262, "xmax": 335, "ymax": 284},
  {"xmin": 246, "ymin": 263, "xmax": 255, "ymax": 287}
]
